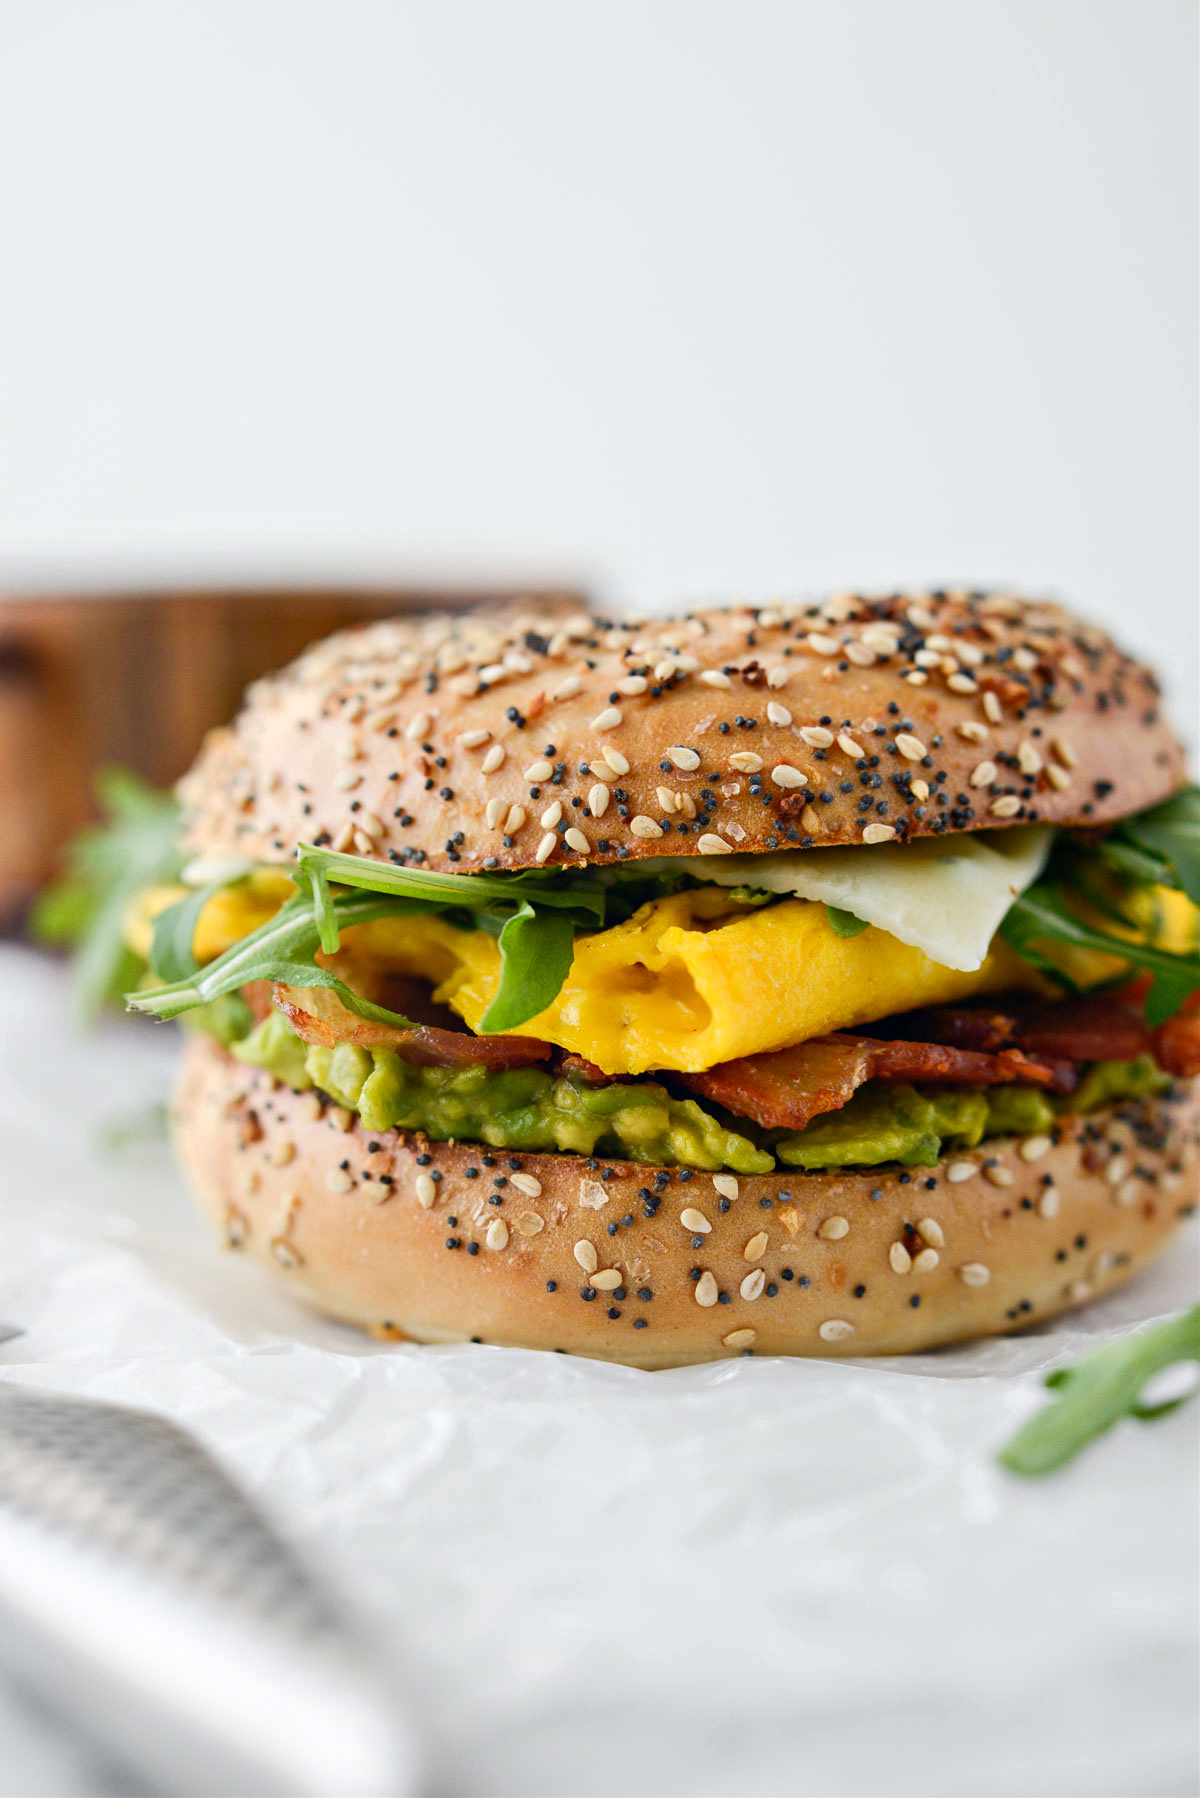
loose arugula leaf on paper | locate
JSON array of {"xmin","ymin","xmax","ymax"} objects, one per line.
[{"xmin": 998, "ymin": 1306, "xmax": 1200, "ymax": 1476}]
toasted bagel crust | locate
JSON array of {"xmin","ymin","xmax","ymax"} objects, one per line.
[
  {"xmin": 172, "ymin": 1036, "xmax": 1199, "ymax": 1368},
  {"xmin": 176, "ymin": 592, "xmax": 1186, "ymax": 874}
]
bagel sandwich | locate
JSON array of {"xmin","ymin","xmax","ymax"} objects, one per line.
[{"xmin": 126, "ymin": 595, "xmax": 1200, "ymax": 1366}]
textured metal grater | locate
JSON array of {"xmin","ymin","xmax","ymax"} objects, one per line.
[{"xmin": 0, "ymin": 1380, "xmax": 421, "ymax": 1796}]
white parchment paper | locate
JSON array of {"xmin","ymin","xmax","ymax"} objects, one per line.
[{"xmin": 0, "ymin": 945, "xmax": 1196, "ymax": 1798}]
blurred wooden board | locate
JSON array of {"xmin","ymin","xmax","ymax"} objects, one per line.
[{"xmin": 0, "ymin": 584, "xmax": 587, "ymax": 919}]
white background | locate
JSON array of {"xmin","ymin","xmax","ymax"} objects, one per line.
[{"xmin": 0, "ymin": 0, "xmax": 1196, "ymax": 731}]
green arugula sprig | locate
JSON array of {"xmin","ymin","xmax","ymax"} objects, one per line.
[
  {"xmin": 1000, "ymin": 785, "xmax": 1200, "ymax": 1027},
  {"xmin": 1095, "ymin": 784, "xmax": 1200, "ymax": 906},
  {"xmin": 31, "ymin": 769, "xmax": 183, "ymax": 1022},
  {"xmin": 999, "ymin": 1307, "xmax": 1200, "ymax": 1475},
  {"xmin": 133, "ymin": 845, "xmax": 611, "ymax": 1033}
]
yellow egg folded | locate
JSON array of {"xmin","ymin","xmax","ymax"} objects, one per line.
[{"xmin": 339, "ymin": 889, "xmax": 1036, "ymax": 1076}]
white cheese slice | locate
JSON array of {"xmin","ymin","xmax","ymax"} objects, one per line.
[{"xmin": 643, "ymin": 826, "xmax": 1053, "ymax": 972}]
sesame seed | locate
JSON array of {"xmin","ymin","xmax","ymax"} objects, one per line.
[
  {"xmin": 818, "ymin": 1215, "xmax": 850, "ymax": 1240},
  {"xmin": 510, "ymin": 1172, "xmax": 542, "ymax": 1197},
  {"xmin": 591, "ymin": 706, "xmax": 622, "ymax": 731},
  {"xmin": 564, "ymin": 826, "xmax": 590, "ymax": 854},
  {"xmin": 515, "ymin": 1211, "xmax": 544, "ymax": 1235},
  {"xmin": 631, "ymin": 815, "xmax": 664, "ymax": 838},
  {"xmin": 728, "ymin": 752, "xmax": 763, "ymax": 772},
  {"xmin": 991, "ymin": 795, "xmax": 1022, "ymax": 817},
  {"xmin": 1017, "ymin": 740, "xmax": 1042, "ymax": 775},
  {"xmin": 837, "ymin": 732, "xmax": 865, "ymax": 758},
  {"xmin": 415, "ymin": 1173, "xmax": 437, "ymax": 1207},
  {"xmin": 970, "ymin": 759, "xmax": 998, "ymax": 787},
  {"xmin": 767, "ymin": 701, "xmax": 792, "ymax": 727},
  {"xmin": 910, "ymin": 778, "xmax": 930, "ymax": 801},
  {"xmin": 807, "ymin": 633, "xmax": 840, "ymax": 657},
  {"xmin": 983, "ymin": 1163, "xmax": 1015, "ymax": 1187},
  {"xmin": 844, "ymin": 642, "xmax": 875, "ymax": 667},
  {"xmin": 503, "ymin": 803, "xmax": 527, "ymax": 833},
  {"xmin": 666, "ymin": 745, "xmax": 701, "ymax": 771},
  {"xmin": 459, "ymin": 728, "xmax": 491, "ymax": 749},
  {"xmin": 540, "ymin": 800, "xmax": 563, "ymax": 829},
  {"xmin": 699, "ymin": 670, "xmax": 731, "ymax": 689},
  {"xmin": 912, "ymin": 1247, "xmax": 940, "ymax": 1272},
  {"xmin": 1019, "ymin": 1135, "xmax": 1052, "ymax": 1162},
  {"xmin": 895, "ymin": 733, "xmax": 926, "ymax": 760},
  {"xmin": 554, "ymin": 674, "xmax": 583, "ymax": 700},
  {"xmin": 1046, "ymin": 765, "xmax": 1072, "ymax": 791},
  {"xmin": 713, "ymin": 1175, "xmax": 739, "ymax": 1200},
  {"xmin": 591, "ymin": 1268, "xmax": 623, "ymax": 1290},
  {"xmin": 1037, "ymin": 1187, "xmax": 1060, "ymax": 1219},
  {"xmin": 740, "ymin": 1268, "xmax": 766, "ymax": 1302},
  {"xmin": 889, "ymin": 1241, "xmax": 912, "ymax": 1273},
  {"xmin": 535, "ymin": 831, "xmax": 556, "ymax": 863},
  {"xmin": 405, "ymin": 711, "xmax": 432, "ymax": 741},
  {"xmin": 916, "ymin": 1218, "xmax": 945, "ymax": 1247},
  {"xmin": 818, "ymin": 1318, "xmax": 855, "ymax": 1342},
  {"xmin": 862, "ymin": 822, "xmax": 897, "ymax": 844},
  {"xmin": 573, "ymin": 1240, "xmax": 598, "ymax": 1273},
  {"xmin": 486, "ymin": 1218, "xmax": 509, "ymax": 1249},
  {"xmin": 947, "ymin": 1160, "xmax": 977, "ymax": 1182},
  {"xmin": 947, "ymin": 672, "xmax": 978, "ymax": 694},
  {"xmin": 325, "ymin": 1169, "xmax": 353, "ymax": 1194},
  {"xmin": 743, "ymin": 1231, "xmax": 769, "ymax": 1261},
  {"xmin": 695, "ymin": 1271, "xmax": 720, "ymax": 1306},
  {"xmin": 766, "ymin": 666, "xmax": 790, "ymax": 688},
  {"xmin": 588, "ymin": 783, "xmax": 610, "ymax": 817},
  {"xmin": 771, "ymin": 763, "xmax": 807, "ymax": 788},
  {"xmin": 799, "ymin": 725, "xmax": 834, "ymax": 748},
  {"xmin": 485, "ymin": 797, "xmax": 507, "ymax": 829},
  {"xmin": 604, "ymin": 747, "xmax": 631, "ymax": 775},
  {"xmin": 1104, "ymin": 1154, "xmax": 1130, "ymax": 1186},
  {"xmin": 958, "ymin": 720, "xmax": 989, "ymax": 743},
  {"xmin": 333, "ymin": 769, "xmax": 362, "ymax": 791},
  {"xmin": 680, "ymin": 1207, "xmax": 712, "ymax": 1233},
  {"xmin": 982, "ymin": 691, "xmax": 1004, "ymax": 724},
  {"xmin": 723, "ymin": 1328, "xmax": 757, "ymax": 1348},
  {"xmin": 958, "ymin": 1263, "xmax": 991, "ymax": 1287},
  {"xmin": 1051, "ymin": 736, "xmax": 1077, "ymax": 768},
  {"xmin": 481, "ymin": 744, "xmax": 506, "ymax": 773},
  {"xmin": 697, "ymin": 832, "xmax": 733, "ymax": 854},
  {"xmin": 617, "ymin": 675, "xmax": 647, "ymax": 695},
  {"xmin": 270, "ymin": 1237, "xmax": 302, "ymax": 1269},
  {"xmin": 524, "ymin": 758, "xmax": 554, "ymax": 781},
  {"xmin": 1116, "ymin": 1176, "xmax": 1141, "ymax": 1206}
]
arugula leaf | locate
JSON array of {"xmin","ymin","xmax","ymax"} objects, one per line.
[
  {"xmin": 1098, "ymin": 784, "xmax": 1200, "ymax": 906},
  {"xmin": 825, "ymin": 904, "xmax": 869, "ymax": 938},
  {"xmin": 30, "ymin": 769, "xmax": 183, "ymax": 1023},
  {"xmin": 149, "ymin": 880, "xmax": 230, "ymax": 984},
  {"xmin": 128, "ymin": 890, "xmax": 423, "ymax": 1027},
  {"xmin": 998, "ymin": 1307, "xmax": 1200, "ymax": 1476},
  {"xmin": 1001, "ymin": 880, "xmax": 1200, "ymax": 1027},
  {"xmin": 480, "ymin": 903, "xmax": 576, "ymax": 1032},
  {"xmin": 294, "ymin": 844, "xmax": 606, "ymax": 925}
]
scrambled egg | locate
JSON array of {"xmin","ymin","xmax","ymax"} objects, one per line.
[
  {"xmin": 130, "ymin": 874, "xmax": 1197, "ymax": 1080},
  {"xmin": 309, "ymin": 889, "xmax": 1032, "ymax": 1076}
]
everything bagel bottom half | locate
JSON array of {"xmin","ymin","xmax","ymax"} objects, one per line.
[{"xmin": 172, "ymin": 1035, "xmax": 1200, "ymax": 1368}]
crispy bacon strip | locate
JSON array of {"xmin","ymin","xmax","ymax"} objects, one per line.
[
  {"xmin": 679, "ymin": 1039, "xmax": 874, "ymax": 1131},
  {"xmin": 680, "ymin": 1032, "xmax": 1063, "ymax": 1132},
  {"xmin": 271, "ymin": 983, "xmax": 555, "ymax": 1069},
  {"xmin": 1155, "ymin": 991, "xmax": 1200, "ymax": 1080},
  {"xmin": 873, "ymin": 993, "xmax": 1155, "ymax": 1067}
]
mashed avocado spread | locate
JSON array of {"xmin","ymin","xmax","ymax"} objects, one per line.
[{"xmin": 225, "ymin": 1011, "xmax": 1170, "ymax": 1173}]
